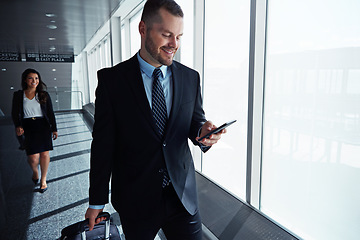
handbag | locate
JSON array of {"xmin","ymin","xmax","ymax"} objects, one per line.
[{"xmin": 16, "ymin": 134, "xmax": 26, "ymax": 150}]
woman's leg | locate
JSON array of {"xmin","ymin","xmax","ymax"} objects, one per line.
[
  {"xmin": 39, "ymin": 151, "xmax": 50, "ymax": 189},
  {"xmin": 28, "ymin": 153, "xmax": 40, "ymax": 180}
]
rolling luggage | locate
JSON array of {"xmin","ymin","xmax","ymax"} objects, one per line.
[{"xmin": 59, "ymin": 212, "xmax": 124, "ymax": 240}]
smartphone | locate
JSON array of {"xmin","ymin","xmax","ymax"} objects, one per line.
[{"xmin": 198, "ymin": 120, "xmax": 237, "ymax": 141}]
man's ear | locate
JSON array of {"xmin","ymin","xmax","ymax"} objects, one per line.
[{"xmin": 139, "ymin": 21, "xmax": 146, "ymax": 36}]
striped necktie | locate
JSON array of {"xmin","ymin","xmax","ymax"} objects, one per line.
[{"xmin": 152, "ymin": 68, "xmax": 168, "ymax": 138}]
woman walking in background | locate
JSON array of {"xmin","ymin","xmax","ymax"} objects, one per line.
[{"xmin": 11, "ymin": 68, "xmax": 58, "ymax": 193}]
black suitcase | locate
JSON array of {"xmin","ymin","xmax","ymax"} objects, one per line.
[{"xmin": 59, "ymin": 212, "xmax": 124, "ymax": 240}]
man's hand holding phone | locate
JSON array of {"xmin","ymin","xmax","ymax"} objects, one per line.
[{"xmin": 196, "ymin": 120, "xmax": 236, "ymax": 146}]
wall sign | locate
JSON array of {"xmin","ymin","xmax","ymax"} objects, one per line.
[
  {"xmin": 0, "ymin": 53, "xmax": 21, "ymax": 61},
  {"xmin": 26, "ymin": 53, "xmax": 74, "ymax": 62}
]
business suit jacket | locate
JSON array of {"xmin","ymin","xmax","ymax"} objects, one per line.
[
  {"xmin": 11, "ymin": 90, "xmax": 57, "ymax": 132},
  {"xmin": 89, "ymin": 54, "xmax": 207, "ymax": 220}
]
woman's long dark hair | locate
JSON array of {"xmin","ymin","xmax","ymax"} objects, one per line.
[{"xmin": 21, "ymin": 68, "xmax": 48, "ymax": 104}]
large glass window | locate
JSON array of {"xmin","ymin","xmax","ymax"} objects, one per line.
[
  {"xmin": 261, "ymin": 1, "xmax": 360, "ymax": 239},
  {"xmin": 87, "ymin": 35, "xmax": 112, "ymax": 102},
  {"xmin": 202, "ymin": 0, "xmax": 250, "ymax": 199}
]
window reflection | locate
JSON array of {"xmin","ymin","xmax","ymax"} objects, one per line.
[{"xmin": 262, "ymin": 1, "xmax": 360, "ymax": 239}]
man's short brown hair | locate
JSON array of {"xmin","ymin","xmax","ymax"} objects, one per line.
[{"xmin": 141, "ymin": 0, "xmax": 183, "ymax": 27}]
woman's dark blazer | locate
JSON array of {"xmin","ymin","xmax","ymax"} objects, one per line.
[{"xmin": 11, "ymin": 90, "xmax": 57, "ymax": 132}]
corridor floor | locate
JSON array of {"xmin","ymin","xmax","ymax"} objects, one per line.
[
  {"xmin": 1, "ymin": 112, "xmax": 165, "ymax": 240},
  {"xmin": 1, "ymin": 112, "xmax": 119, "ymax": 239}
]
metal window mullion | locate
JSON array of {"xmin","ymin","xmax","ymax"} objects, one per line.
[
  {"xmin": 246, "ymin": 0, "xmax": 268, "ymax": 209},
  {"xmin": 193, "ymin": 0, "xmax": 205, "ymax": 171}
]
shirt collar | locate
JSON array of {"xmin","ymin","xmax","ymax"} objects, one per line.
[{"xmin": 137, "ymin": 52, "xmax": 168, "ymax": 79}]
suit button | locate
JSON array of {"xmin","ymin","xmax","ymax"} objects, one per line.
[{"xmin": 163, "ymin": 142, "xmax": 166, "ymax": 147}]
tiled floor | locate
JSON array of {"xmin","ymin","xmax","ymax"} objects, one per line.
[
  {"xmin": 24, "ymin": 112, "xmax": 120, "ymax": 239},
  {"xmin": 0, "ymin": 113, "xmax": 115, "ymax": 240},
  {"xmin": 1, "ymin": 112, "xmax": 117, "ymax": 239},
  {"xmin": 0, "ymin": 112, "xmax": 167, "ymax": 240}
]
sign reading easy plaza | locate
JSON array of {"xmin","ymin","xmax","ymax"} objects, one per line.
[
  {"xmin": 26, "ymin": 53, "xmax": 74, "ymax": 63},
  {"xmin": 0, "ymin": 53, "xmax": 21, "ymax": 61}
]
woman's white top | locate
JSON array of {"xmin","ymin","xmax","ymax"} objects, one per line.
[{"xmin": 23, "ymin": 92, "xmax": 44, "ymax": 118}]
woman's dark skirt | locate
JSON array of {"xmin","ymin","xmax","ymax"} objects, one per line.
[{"xmin": 22, "ymin": 117, "xmax": 53, "ymax": 156}]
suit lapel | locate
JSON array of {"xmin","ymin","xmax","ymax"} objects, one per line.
[
  {"xmin": 124, "ymin": 56, "xmax": 184, "ymax": 140},
  {"xmin": 125, "ymin": 56, "xmax": 160, "ymax": 137},
  {"xmin": 165, "ymin": 62, "xmax": 183, "ymax": 139}
]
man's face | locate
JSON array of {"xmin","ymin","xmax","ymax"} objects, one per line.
[{"xmin": 140, "ymin": 8, "xmax": 183, "ymax": 67}]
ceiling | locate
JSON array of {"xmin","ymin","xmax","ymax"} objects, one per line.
[{"xmin": 0, "ymin": 0, "xmax": 122, "ymax": 57}]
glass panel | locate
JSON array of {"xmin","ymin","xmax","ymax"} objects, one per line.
[
  {"xmin": 176, "ymin": 0, "xmax": 194, "ymax": 68},
  {"xmin": 130, "ymin": 10, "xmax": 142, "ymax": 56},
  {"xmin": 96, "ymin": 45, "xmax": 101, "ymax": 70},
  {"xmin": 98, "ymin": 43, "xmax": 104, "ymax": 69},
  {"xmin": 261, "ymin": 1, "xmax": 360, "ymax": 239},
  {"xmin": 202, "ymin": 0, "xmax": 250, "ymax": 200},
  {"xmin": 48, "ymin": 88, "xmax": 83, "ymax": 111},
  {"xmin": 121, "ymin": 25, "xmax": 126, "ymax": 61},
  {"xmin": 88, "ymin": 51, "xmax": 97, "ymax": 103},
  {"xmin": 104, "ymin": 37, "xmax": 111, "ymax": 67}
]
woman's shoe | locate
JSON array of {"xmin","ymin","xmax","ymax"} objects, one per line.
[
  {"xmin": 32, "ymin": 178, "xmax": 39, "ymax": 184},
  {"xmin": 39, "ymin": 182, "xmax": 47, "ymax": 193},
  {"xmin": 39, "ymin": 187, "xmax": 48, "ymax": 193}
]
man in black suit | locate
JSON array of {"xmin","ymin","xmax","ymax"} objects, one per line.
[{"xmin": 85, "ymin": 0, "xmax": 226, "ymax": 239}]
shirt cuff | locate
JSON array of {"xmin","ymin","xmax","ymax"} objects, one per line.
[{"xmin": 89, "ymin": 204, "xmax": 105, "ymax": 209}]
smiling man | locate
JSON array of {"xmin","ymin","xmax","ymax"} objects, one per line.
[
  {"xmin": 140, "ymin": 4, "xmax": 183, "ymax": 67},
  {"xmin": 85, "ymin": 0, "xmax": 225, "ymax": 239}
]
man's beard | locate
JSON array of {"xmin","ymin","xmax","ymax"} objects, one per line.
[{"xmin": 145, "ymin": 35, "xmax": 174, "ymax": 66}]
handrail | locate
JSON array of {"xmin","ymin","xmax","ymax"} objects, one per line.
[
  {"xmin": 47, "ymin": 90, "xmax": 85, "ymax": 111},
  {"xmin": 64, "ymin": 90, "xmax": 84, "ymax": 106}
]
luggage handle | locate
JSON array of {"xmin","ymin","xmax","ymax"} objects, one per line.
[
  {"xmin": 81, "ymin": 211, "xmax": 111, "ymax": 232},
  {"xmin": 60, "ymin": 212, "xmax": 111, "ymax": 240}
]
